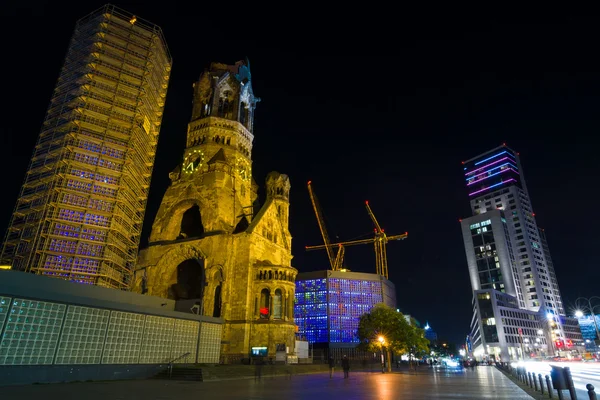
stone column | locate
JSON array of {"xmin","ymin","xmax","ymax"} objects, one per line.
[
  {"xmin": 288, "ymin": 290, "xmax": 294, "ymax": 321},
  {"xmin": 255, "ymin": 294, "xmax": 260, "ymax": 319},
  {"xmin": 269, "ymin": 290, "xmax": 274, "ymax": 320}
]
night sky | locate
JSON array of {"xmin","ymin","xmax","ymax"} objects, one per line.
[{"xmin": 2, "ymin": 3, "xmax": 599, "ymax": 345}]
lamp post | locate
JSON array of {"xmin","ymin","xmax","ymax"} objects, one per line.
[
  {"xmin": 575, "ymin": 296, "xmax": 600, "ymax": 346},
  {"xmin": 546, "ymin": 313, "xmax": 557, "ymax": 357},
  {"xmin": 378, "ymin": 335, "xmax": 385, "ymax": 373}
]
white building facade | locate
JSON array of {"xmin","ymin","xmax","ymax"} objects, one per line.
[{"xmin": 461, "ymin": 145, "xmax": 582, "ymax": 361}]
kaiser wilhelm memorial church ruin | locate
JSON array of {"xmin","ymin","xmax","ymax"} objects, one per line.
[{"xmin": 133, "ymin": 60, "xmax": 298, "ymax": 361}]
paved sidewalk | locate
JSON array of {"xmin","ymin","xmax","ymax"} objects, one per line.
[{"xmin": 1, "ymin": 366, "xmax": 532, "ymax": 399}]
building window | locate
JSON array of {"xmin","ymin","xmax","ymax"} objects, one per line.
[{"xmin": 260, "ymin": 289, "xmax": 270, "ymax": 319}]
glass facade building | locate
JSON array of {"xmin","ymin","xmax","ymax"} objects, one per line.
[
  {"xmin": 460, "ymin": 145, "xmax": 582, "ymax": 361},
  {"xmin": 576, "ymin": 314, "xmax": 600, "ymax": 350},
  {"xmin": 0, "ymin": 5, "xmax": 171, "ymax": 289},
  {"xmin": 462, "ymin": 145, "xmax": 564, "ymax": 315},
  {"xmin": 294, "ymin": 270, "xmax": 396, "ymax": 345}
]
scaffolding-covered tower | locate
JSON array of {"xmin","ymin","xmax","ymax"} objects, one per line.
[{"xmin": 0, "ymin": 5, "xmax": 171, "ymax": 289}]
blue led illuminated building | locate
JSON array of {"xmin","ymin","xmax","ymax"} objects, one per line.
[
  {"xmin": 576, "ymin": 314, "xmax": 600, "ymax": 350},
  {"xmin": 294, "ymin": 270, "xmax": 396, "ymax": 346}
]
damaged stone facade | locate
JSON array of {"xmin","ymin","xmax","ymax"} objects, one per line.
[{"xmin": 134, "ymin": 60, "xmax": 297, "ymax": 361}]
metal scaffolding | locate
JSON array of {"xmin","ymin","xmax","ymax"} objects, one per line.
[{"xmin": 1, "ymin": 5, "xmax": 172, "ymax": 289}]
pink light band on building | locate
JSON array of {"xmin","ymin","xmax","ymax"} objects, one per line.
[{"xmin": 468, "ymin": 178, "xmax": 517, "ymax": 197}]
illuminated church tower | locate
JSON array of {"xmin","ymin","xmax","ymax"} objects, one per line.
[{"xmin": 135, "ymin": 60, "xmax": 297, "ymax": 360}]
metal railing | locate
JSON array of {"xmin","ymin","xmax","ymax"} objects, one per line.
[
  {"xmin": 167, "ymin": 352, "xmax": 192, "ymax": 379},
  {"xmin": 497, "ymin": 362, "xmax": 597, "ymax": 400}
]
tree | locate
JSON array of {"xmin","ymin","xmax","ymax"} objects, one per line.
[
  {"xmin": 357, "ymin": 304, "xmax": 429, "ymax": 372},
  {"xmin": 404, "ymin": 318, "xmax": 430, "ymax": 370}
]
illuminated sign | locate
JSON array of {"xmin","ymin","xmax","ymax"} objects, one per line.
[{"xmin": 251, "ymin": 347, "xmax": 268, "ymax": 356}]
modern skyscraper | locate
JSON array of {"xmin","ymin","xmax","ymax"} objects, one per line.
[
  {"xmin": 460, "ymin": 144, "xmax": 582, "ymax": 360},
  {"xmin": 0, "ymin": 5, "xmax": 171, "ymax": 289}
]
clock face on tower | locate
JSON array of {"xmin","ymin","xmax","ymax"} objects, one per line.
[
  {"xmin": 183, "ymin": 150, "xmax": 204, "ymax": 174},
  {"xmin": 237, "ymin": 158, "xmax": 250, "ymax": 181}
]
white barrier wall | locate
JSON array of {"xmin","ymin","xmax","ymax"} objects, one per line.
[{"xmin": 0, "ymin": 296, "xmax": 220, "ymax": 366}]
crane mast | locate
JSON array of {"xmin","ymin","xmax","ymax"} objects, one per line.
[
  {"xmin": 307, "ymin": 181, "xmax": 343, "ymax": 271},
  {"xmin": 365, "ymin": 201, "xmax": 388, "ymax": 278}
]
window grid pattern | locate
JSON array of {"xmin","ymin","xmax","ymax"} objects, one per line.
[
  {"xmin": 139, "ymin": 315, "xmax": 174, "ymax": 363},
  {"xmin": 197, "ymin": 323, "xmax": 222, "ymax": 363},
  {"xmin": 294, "ymin": 278, "xmax": 328, "ymax": 344},
  {"xmin": 171, "ymin": 319, "xmax": 199, "ymax": 363},
  {"xmin": 55, "ymin": 305, "xmax": 109, "ymax": 364},
  {"xmin": 0, "ymin": 298, "xmax": 66, "ymax": 365},
  {"xmin": 101, "ymin": 311, "xmax": 144, "ymax": 364},
  {"xmin": 328, "ymin": 278, "xmax": 383, "ymax": 343}
]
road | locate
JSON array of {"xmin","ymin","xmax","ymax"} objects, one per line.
[
  {"xmin": 520, "ymin": 360, "xmax": 600, "ymax": 399},
  {"xmin": 1, "ymin": 366, "xmax": 531, "ymax": 399}
]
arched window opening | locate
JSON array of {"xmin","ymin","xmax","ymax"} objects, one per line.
[
  {"xmin": 213, "ymin": 284, "xmax": 222, "ymax": 318},
  {"xmin": 170, "ymin": 258, "xmax": 204, "ymax": 301},
  {"xmin": 260, "ymin": 289, "xmax": 270, "ymax": 319},
  {"xmin": 178, "ymin": 205, "xmax": 204, "ymax": 239},
  {"xmin": 218, "ymin": 98, "xmax": 225, "ymax": 117},
  {"xmin": 243, "ymin": 108, "xmax": 250, "ymax": 128},
  {"xmin": 273, "ymin": 289, "xmax": 283, "ymax": 319},
  {"xmin": 240, "ymin": 102, "xmax": 247, "ymax": 125},
  {"xmin": 223, "ymin": 99, "xmax": 230, "ymax": 119}
]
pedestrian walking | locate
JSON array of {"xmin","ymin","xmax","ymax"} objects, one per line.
[
  {"xmin": 254, "ymin": 356, "xmax": 264, "ymax": 381},
  {"xmin": 328, "ymin": 355, "xmax": 335, "ymax": 378},
  {"xmin": 342, "ymin": 355, "xmax": 350, "ymax": 379}
]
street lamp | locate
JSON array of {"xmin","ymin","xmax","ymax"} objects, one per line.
[
  {"xmin": 545, "ymin": 313, "xmax": 558, "ymax": 356},
  {"xmin": 575, "ymin": 296, "xmax": 600, "ymax": 343},
  {"xmin": 378, "ymin": 336, "xmax": 385, "ymax": 373}
]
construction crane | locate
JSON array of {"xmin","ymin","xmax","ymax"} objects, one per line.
[
  {"xmin": 305, "ymin": 200, "xmax": 407, "ymax": 279},
  {"xmin": 307, "ymin": 181, "xmax": 344, "ymax": 271}
]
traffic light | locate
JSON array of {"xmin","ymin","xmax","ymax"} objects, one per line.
[
  {"xmin": 555, "ymin": 339, "xmax": 564, "ymax": 348},
  {"xmin": 565, "ymin": 339, "xmax": 573, "ymax": 348}
]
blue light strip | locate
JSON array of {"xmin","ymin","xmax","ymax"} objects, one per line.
[
  {"xmin": 466, "ymin": 166, "xmax": 519, "ymax": 185},
  {"xmin": 466, "ymin": 162, "xmax": 518, "ymax": 181},
  {"xmin": 474, "ymin": 150, "xmax": 516, "ymax": 166}
]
